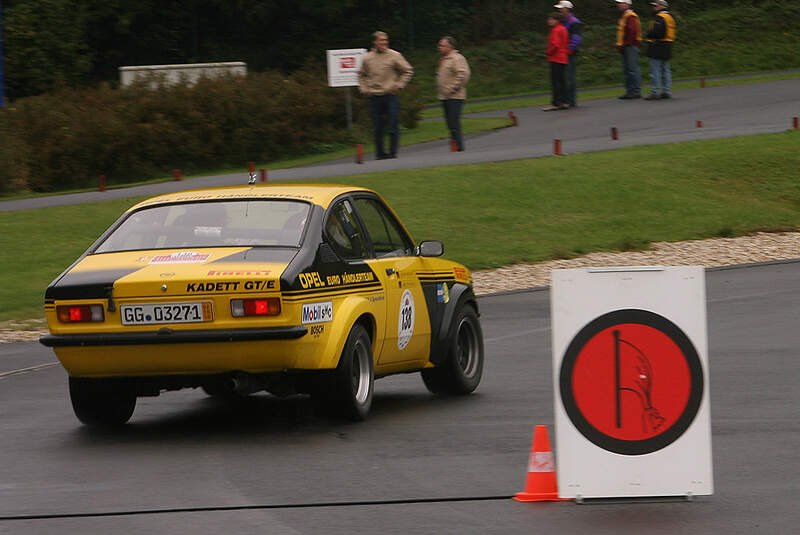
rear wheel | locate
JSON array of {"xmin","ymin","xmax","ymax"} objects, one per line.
[
  {"xmin": 422, "ymin": 305, "xmax": 484, "ymax": 395},
  {"xmin": 69, "ymin": 377, "xmax": 136, "ymax": 427},
  {"xmin": 331, "ymin": 324, "xmax": 374, "ymax": 421}
]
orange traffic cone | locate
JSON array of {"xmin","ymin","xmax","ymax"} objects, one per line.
[{"xmin": 513, "ymin": 425, "xmax": 569, "ymax": 502}]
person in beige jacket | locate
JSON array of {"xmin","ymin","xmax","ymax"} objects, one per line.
[
  {"xmin": 358, "ymin": 31, "xmax": 414, "ymax": 159},
  {"xmin": 437, "ymin": 36, "xmax": 470, "ymax": 151}
]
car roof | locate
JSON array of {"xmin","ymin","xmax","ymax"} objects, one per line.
[{"xmin": 128, "ymin": 184, "xmax": 375, "ymax": 212}]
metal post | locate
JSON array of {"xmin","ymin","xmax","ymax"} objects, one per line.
[{"xmin": 345, "ymin": 87, "xmax": 353, "ymax": 129}]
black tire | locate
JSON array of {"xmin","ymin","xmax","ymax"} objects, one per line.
[
  {"xmin": 332, "ymin": 323, "xmax": 374, "ymax": 421},
  {"xmin": 422, "ymin": 304, "xmax": 484, "ymax": 395},
  {"xmin": 69, "ymin": 377, "xmax": 136, "ymax": 427}
]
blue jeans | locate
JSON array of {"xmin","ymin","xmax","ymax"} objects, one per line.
[
  {"xmin": 369, "ymin": 94, "xmax": 399, "ymax": 157},
  {"xmin": 649, "ymin": 58, "xmax": 672, "ymax": 96},
  {"xmin": 621, "ymin": 46, "xmax": 641, "ymax": 96}
]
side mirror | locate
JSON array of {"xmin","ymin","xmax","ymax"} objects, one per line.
[{"xmin": 416, "ymin": 240, "xmax": 444, "ymax": 257}]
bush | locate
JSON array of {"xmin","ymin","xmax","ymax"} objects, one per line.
[{"xmin": 0, "ymin": 70, "xmax": 385, "ymax": 193}]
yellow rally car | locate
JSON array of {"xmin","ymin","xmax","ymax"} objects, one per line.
[{"xmin": 40, "ymin": 184, "xmax": 484, "ymax": 425}]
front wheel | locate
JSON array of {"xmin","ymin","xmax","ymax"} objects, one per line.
[
  {"xmin": 332, "ymin": 323, "xmax": 374, "ymax": 421},
  {"xmin": 69, "ymin": 377, "xmax": 136, "ymax": 427},
  {"xmin": 422, "ymin": 305, "xmax": 484, "ymax": 395}
]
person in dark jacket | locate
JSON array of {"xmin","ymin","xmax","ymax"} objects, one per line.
[
  {"xmin": 555, "ymin": 1, "xmax": 582, "ymax": 108},
  {"xmin": 644, "ymin": 0, "xmax": 676, "ymax": 100}
]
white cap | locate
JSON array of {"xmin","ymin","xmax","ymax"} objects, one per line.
[
  {"xmin": 651, "ymin": 0, "xmax": 668, "ymax": 7},
  {"xmin": 615, "ymin": 0, "xmax": 631, "ymax": 4},
  {"xmin": 554, "ymin": 1, "xmax": 573, "ymax": 8}
]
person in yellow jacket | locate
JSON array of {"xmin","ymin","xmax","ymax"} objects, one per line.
[
  {"xmin": 437, "ymin": 36, "xmax": 470, "ymax": 151},
  {"xmin": 358, "ymin": 31, "xmax": 414, "ymax": 160},
  {"xmin": 644, "ymin": 0, "xmax": 676, "ymax": 100},
  {"xmin": 615, "ymin": 0, "xmax": 642, "ymax": 99}
]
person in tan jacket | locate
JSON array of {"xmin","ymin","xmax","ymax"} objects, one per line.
[
  {"xmin": 358, "ymin": 31, "xmax": 414, "ymax": 159},
  {"xmin": 437, "ymin": 36, "xmax": 470, "ymax": 151}
]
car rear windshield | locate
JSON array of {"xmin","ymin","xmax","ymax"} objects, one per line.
[{"xmin": 94, "ymin": 200, "xmax": 310, "ymax": 253}]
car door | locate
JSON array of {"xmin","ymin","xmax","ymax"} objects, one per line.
[{"xmin": 351, "ymin": 195, "xmax": 431, "ymax": 366}]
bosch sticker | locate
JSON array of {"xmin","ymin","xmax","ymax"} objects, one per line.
[
  {"xmin": 397, "ymin": 289, "xmax": 415, "ymax": 350},
  {"xmin": 302, "ymin": 301, "xmax": 333, "ymax": 324}
]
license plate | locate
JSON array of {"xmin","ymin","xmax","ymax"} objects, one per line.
[{"xmin": 121, "ymin": 302, "xmax": 213, "ymax": 325}]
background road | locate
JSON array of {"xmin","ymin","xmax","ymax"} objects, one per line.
[
  {"xmin": 1, "ymin": 261, "xmax": 799, "ymax": 533},
  {"xmin": 3, "ymin": 78, "xmax": 799, "ymax": 212}
]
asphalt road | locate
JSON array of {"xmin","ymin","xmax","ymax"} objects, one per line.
[
  {"xmin": 1, "ymin": 261, "xmax": 799, "ymax": 534},
  {"xmin": 3, "ymin": 78, "xmax": 799, "ymax": 212}
]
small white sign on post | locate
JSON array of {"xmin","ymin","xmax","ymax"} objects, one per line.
[
  {"xmin": 552, "ymin": 266, "xmax": 713, "ymax": 499},
  {"xmin": 326, "ymin": 49, "xmax": 366, "ymax": 88}
]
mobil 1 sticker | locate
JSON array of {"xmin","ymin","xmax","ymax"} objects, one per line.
[{"xmin": 301, "ymin": 301, "xmax": 333, "ymax": 324}]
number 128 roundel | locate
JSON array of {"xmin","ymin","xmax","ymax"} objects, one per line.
[{"xmin": 40, "ymin": 184, "xmax": 484, "ymax": 426}]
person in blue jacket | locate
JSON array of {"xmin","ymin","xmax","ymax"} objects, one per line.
[{"xmin": 555, "ymin": 1, "xmax": 583, "ymax": 108}]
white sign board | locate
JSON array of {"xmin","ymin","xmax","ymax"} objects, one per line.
[
  {"xmin": 551, "ymin": 266, "xmax": 713, "ymax": 499},
  {"xmin": 326, "ymin": 49, "xmax": 366, "ymax": 87},
  {"xmin": 119, "ymin": 62, "xmax": 246, "ymax": 88}
]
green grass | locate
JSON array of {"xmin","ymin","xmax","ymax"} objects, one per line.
[
  {"xmin": 2, "ymin": 130, "xmax": 799, "ymax": 322},
  {"xmin": 406, "ymin": 5, "xmax": 800, "ymax": 106}
]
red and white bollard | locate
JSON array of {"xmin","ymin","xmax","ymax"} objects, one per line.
[
  {"xmin": 173, "ymin": 169, "xmax": 182, "ymax": 181},
  {"xmin": 450, "ymin": 140, "xmax": 458, "ymax": 152},
  {"xmin": 248, "ymin": 162, "xmax": 255, "ymax": 173},
  {"xmin": 700, "ymin": 78, "xmax": 706, "ymax": 88},
  {"xmin": 554, "ymin": 139, "xmax": 562, "ymax": 156},
  {"xmin": 260, "ymin": 169, "xmax": 267, "ymax": 182},
  {"xmin": 611, "ymin": 127, "xmax": 618, "ymax": 141},
  {"xmin": 356, "ymin": 144, "xmax": 364, "ymax": 164},
  {"xmin": 794, "ymin": 117, "xmax": 799, "ymax": 130},
  {"xmin": 98, "ymin": 175, "xmax": 106, "ymax": 192},
  {"xmin": 696, "ymin": 120, "xmax": 703, "ymax": 128}
]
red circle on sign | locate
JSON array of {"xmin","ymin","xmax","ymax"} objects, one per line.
[
  {"xmin": 572, "ymin": 323, "xmax": 691, "ymax": 442},
  {"xmin": 559, "ymin": 309, "xmax": 704, "ymax": 455}
]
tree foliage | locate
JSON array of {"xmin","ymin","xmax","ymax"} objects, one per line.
[{"xmin": 2, "ymin": 0, "xmax": 798, "ymax": 100}]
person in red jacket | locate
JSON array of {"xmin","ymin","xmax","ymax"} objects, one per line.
[{"xmin": 543, "ymin": 12, "xmax": 570, "ymax": 111}]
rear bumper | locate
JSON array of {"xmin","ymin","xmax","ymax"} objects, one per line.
[{"xmin": 40, "ymin": 326, "xmax": 307, "ymax": 347}]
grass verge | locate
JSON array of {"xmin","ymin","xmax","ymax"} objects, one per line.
[{"xmin": 2, "ymin": 130, "xmax": 798, "ymax": 322}]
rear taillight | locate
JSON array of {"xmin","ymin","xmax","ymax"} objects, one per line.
[
  {"xmin": 57, "ymin": 304, "xmax": 105, "ymax": 323},
  {"xmin": 230, "ymin": 298, "xmax": 281, "ymax": 317}
]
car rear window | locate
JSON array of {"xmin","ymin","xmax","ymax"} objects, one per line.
[{"xmin": 94, "ymin": 200, "xmax": 310, "ymax": 253}]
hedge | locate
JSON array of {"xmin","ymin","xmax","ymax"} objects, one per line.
[{"xmin": 0, "ymin": 70, "xmax": 423, "ymax": 193}]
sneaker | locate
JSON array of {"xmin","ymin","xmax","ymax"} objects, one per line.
[
  {"xmin": 661, "ymin": 93, "xmax": 672, "ymax": 99},
  {"xmin": 618, "ymin": 93, "xmax": 641, "ymax": 100},
  {"xmin": 644, "ymin": 94, "xmax": 661, "ymax": 100},
  {"xmin": 558, "ymin": 103, "xmax": 570, "ymax": 110},
  {"xmin": 541, "ymin": 105, "xmax": 559, "ymax": 111}
]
